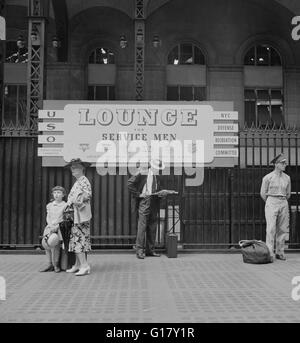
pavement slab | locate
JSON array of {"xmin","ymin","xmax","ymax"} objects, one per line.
[{"xmin": 0, "ymin": 253, "xmax": 300, "ymax": 323}]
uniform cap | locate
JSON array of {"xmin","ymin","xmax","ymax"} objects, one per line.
[{"xmin": 270, "ymin": 153, "xmax": 287, "ymax": 165}]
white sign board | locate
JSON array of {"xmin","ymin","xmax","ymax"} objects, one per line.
[
  {"xmin": 63, "ymin": 104, "xmax": 215, "ymax": 165},
  {"xmin": 0, "ymin": 16, "xmax": 5, "ymax": 40},
  {"xmin": 38, "ymin": 102, "xmax": 239, "ymax": 167}
]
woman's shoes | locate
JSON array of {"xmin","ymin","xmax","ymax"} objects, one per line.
[
  {"xmin": 75, "ymin": 265, "xmax": 91, "ymax": 276},
  {"xmin": 66, "ymin": 265, "xmax": 80, "ymax": 273},
  {"xmin": 39, "ymin": 264, "xmax": 54, "ymax": 272}
]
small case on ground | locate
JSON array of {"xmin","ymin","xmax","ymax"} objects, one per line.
[{"xmin": 167, "ymin": 233, "xmax": 178, "ymax": 258}]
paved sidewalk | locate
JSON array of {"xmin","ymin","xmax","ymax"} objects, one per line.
[{"xmin": 0, "ymin": 252, "xmax": 300, "ymax": 323}]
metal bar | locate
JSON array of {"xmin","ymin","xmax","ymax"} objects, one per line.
[
  {"xmin": 259, "ymin": 130, "xmax": 263, "ymax": 238},
  {"xmin": 0, "ymin": 138, "xmax": 4, "ymax": 243},
  {"xmin": 134, "ymin": 0, "xmax": 145, "ymax": 100},
  {"xmin": 251, "ymin": 130, "xmax": 255, "ymax": 237}
]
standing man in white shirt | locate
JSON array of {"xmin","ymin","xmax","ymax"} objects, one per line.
[
  {"xmin": 128, "ymin": 159, "xmax": 165, "ymax": 259},
  {"xmin": 260, "ymin": 153, "xmax": 291, "ymax": 261}
]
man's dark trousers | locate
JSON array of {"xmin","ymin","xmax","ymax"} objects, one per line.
[{"xmin": 136, "ymin": 196, "xmax": 159, "ymax": 255}]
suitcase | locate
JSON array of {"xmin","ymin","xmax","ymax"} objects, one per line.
[{"xmin": 167, "ymin": 233, "xmax": 178, "ymax": 258}]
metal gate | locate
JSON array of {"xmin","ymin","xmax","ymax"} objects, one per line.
[{"xmin": 0, "ymin": 129, "xmax": 300, "ymax": 249}]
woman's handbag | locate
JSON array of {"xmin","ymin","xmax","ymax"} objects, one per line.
[{"xmin": 239, "ymin": 240, "xmax": 273, "ymax": 264}]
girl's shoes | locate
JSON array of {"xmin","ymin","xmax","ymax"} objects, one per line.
[
  {"xmin": 75, "ymin": 265, "xmax": 91, "ymax": 276},
  {"xmin": 66, "ymin": 265, "xmax": 80, "ymax": 273}
]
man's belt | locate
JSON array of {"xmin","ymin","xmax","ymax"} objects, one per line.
[{"xmin": 268, "ymin": 195, "xmax": 287, "ymax": 200}]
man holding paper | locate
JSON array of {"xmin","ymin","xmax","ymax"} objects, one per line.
[{"xmin": 128, "ymin": 159, "xmax": 175, "ymax": 259}]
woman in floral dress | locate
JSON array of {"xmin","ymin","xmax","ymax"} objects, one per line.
[{"xmin": 65, "ymin": 159, "xmax": 92, "ymax": 276}]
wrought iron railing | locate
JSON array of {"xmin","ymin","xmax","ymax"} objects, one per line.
[{"xmin": 1, "ymin": 114, "xmax": 38, "ymax": 136}]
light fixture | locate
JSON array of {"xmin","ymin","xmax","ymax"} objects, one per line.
[
  {"xmin": 136, "ymin": 29, "xmax": 143, "ymax": 44},
  {"xmin": 152, "ymin": 35, "xmax": 161, "ymax": 48},
  {"xmin": 16, "ymin": 35, "xmax": 25, "ymax": 49},
  {"xmin": 120, "ymin": 35, "xmax": 127, "ymax": 49},
  {"xmin": 52, "ymin": 35, "xmax": 60, "ymax": 48},
  {"xmin": 31, "ymin": 26, "xmax": 38, "ymax": 42}
]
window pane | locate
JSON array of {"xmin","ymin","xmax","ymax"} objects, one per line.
[
  {"xmin": 270, "ymin": 48, "xmax": 281, "ymax": 66},
  {"xmin": 244, "ymin": 45, "xmax": 281, "ymax": 66},
  {"xmin": 108, "ymin": 51, "xmax": 115, "ymax": 64},
  {"xmin": 257, "ymin": 105, "xmax": 270, "ymax": 125},
  {"xmin": 108, "ymin": 86, "xmax": 115, "ymax": 100},
  {"xmin": 244, "ymin": 87, "xmax": 284, "ymax": 128},
  {"xmin": 244, "ymin": 47, "xmax": 255, "ymax": 65},
  {"xmin": 271, "ymin": 89, "xmax": 282, "ymax": 100},
  {"xmin": 244, "ymin": 89, "xmax": 256, "ymax": 100},
  {"xmin": 194, "ymin": 87, "xmax": 206, "ymax": 101},
  {"xmin": 95, "ymin": 48, "xmax": 103, "ymax": 64},
  {"xmin": 167, "ymin": 86, "xmax": 179, "ymax": 100},
  {"xmin": 256, "ymin": 45, "xmax": 269, "ymax": 66},
  {"xmin": 3, "ymin": 85, "xmax": 17, "ymax": 124},
  {"xmin": 180, "ymin": 86, "xmax": 193, "ymax": 100},
  {"xmin": 271, "ymin": 105, "xmax": 284, "ymax": 128},
  {"xmin": 244, "ymin": 101, "xmax": 256, "ymax": 126},
  {"xmin": 180, "ymin": 44, "xmax": 193, "ymax": 64},
  {"xmin": 6, "ymin": 41, "xmax": 28, "ymax": 63},
  {"xmin": 95, "ymin": 86, "xmax": 108, "ymax": 100},
  {"xmin": 257, "ymin": 90, "xmax": 269, "ymax": 101},
  {"xmin": 168, "ymin": 46, "xmax": 179, "ymax": 65},
  {"xmin": 194, "ymin": 46, "xmax": 205, "ymax": 65},
  {"xmin": 87, "ymin": 86, "xmax": 94, "ymax": 100},
  {"xmin": 88, "ymin": 47, "xmax": 115, "ymax": 64}
]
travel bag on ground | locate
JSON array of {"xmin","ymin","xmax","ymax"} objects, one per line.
[{"xmin": 239, "ymin": 240, "xmax": 272, "ymax": 264}]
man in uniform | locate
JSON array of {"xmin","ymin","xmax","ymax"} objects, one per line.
[
  {"xmin": 260, "ymin": 153, "xmax": 291, "ymax": 261},
  {"xmin": 128, "ymin": 159, "xmax": 165, "ymax": 259}
]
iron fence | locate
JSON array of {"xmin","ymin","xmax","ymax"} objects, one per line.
[{"xmin": 0, "ymin": 127, "xmax": 299, "ymax": 249}]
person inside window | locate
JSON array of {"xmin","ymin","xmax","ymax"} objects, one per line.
[{"xmin": 6, "ymin": 35, "xmax": 28, "ymax": 63}]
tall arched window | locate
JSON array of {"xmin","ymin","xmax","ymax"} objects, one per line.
[
  {"xmin": 166, "ymin": 43, "xmax": 206, "ymax": 101},
  {"xmin": 243, "ymin": 44, "xmax": 283, "ymax": 128},
  {"xmin": 88, "ymin": 47, "xmax": 115, "ymax": 65},
  {"xmin": 168, "ymin": 43, "xmax": 205, "ymax": 65},
  {"xmin": 244, "ymin": 44, "xmax": 281, "ymax": 66},
  {"xmin": 87, "ymin": 47, "xmax": 116, "ymax": 100},
  {"xmin": 5, "ymin": 37, "xmax": 28, "ymax": 63}
]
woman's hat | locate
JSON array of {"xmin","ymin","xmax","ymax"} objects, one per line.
[
  {"xmin": 42, "ymin": 233, "xmax": 60, "ymax": 250},
  {"xmin": 64, "ymin": 158, "xmax": 91, "ymax": 168},
  {"xmin": 150, "ymin": 159, "xmax": 165, "ymax": 170}
]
